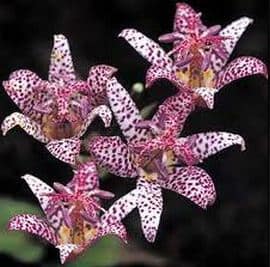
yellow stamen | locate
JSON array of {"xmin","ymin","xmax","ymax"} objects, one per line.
[
  {"xmin": 203, "ymin": 68, "xmax": 215, "ymax": 87},
  {"xmin": 73, "ymin": 226, "xmax": 84, "ymax": 244},
  {"xmin": 138, "ymin": 168, "xmax": 158, "ymax": 182},
  {"xmin": 58, "ymin": 225, "xmax": 72, "ymax": 244},
  {"xmin": 84, "ymin": 227, "xmax": 97, "ymax": 241},
  {"xmin": 176, "ymin": 69, "xmax": 190, "ymax": 85},
  {"xmin": 163, "ymin": 150, "xmax": 177, "ymax": 167}
]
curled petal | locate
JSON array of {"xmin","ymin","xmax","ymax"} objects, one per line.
[
  {"xmin": 136, "ymin": 177, "xmax": 163, "ymax": 242},
  {"xmin": 97, "ymin": 190, "xmax": 138, "ymax": 243},
  {"xmin": 193, "ymin": 87, "xmax": 218, "ymax": 109},
  {"xmin": 104, "ymin": 189, "xmax": 138, "ymax": 222},
  {"xmin": 216, "ymin": 56, "xmax": 268, "ymax": 89},
  {"xmin": 210, "ymin": 17, "xmax": 254, "ymax": 72},
  {"xmin": 68, "ymin": 161, "xmax": 99, "ymax": 193},
  {"xmin": 22, "ymin": 175, "xmax": 64, "ymax": 230},
  {"xmin": 8, "ymin": 214, "xmax": 57, "ymax": 245},
  {"xmin": 88, "ymin": 136, "xmax": 137, "ymax": 178},
  {"xmin": 161, "ymin": 166, "xmax": 216, "ymax": 209},
  {"xmin": 3, "ymin": 70, "xmax": 43, "ymax": 118},
  {"xmin": 119, "ymin": 28, "xmax": 172, "ymax": 67},
  {"xmin": 220, "ymin": 17, "xmax": 253, "ymax": 64},
  {"xmin": 49, "ymin": 34, "xmax": 76, "ymax": 83},
  {"xmin": 87, "ymin": 64, "xmax": 117, "ymax": 105},
  {"xmin": 220, "ymin": 17, "xmax": 253, "ymax": 46},
  {"xmin": 210, "ymin": 17, "xmax": 253, "ymax": 72},
  {"xmin": 76, "ymin": 105, "xmax": 112, "ymax": 138},
  {"xmin": 56, "ymin": 244, "xmax": 78, "ymax": 264},
  {"xmin": 104, "ymin": 222, "xmax": 127, "ymax": 244},
  {"xmin": 107, "ymin": 77, "xmax": 149, "ymax": 142},
  {"xmin": 1, "ymin": 112, "xmax": 49, "ymax": 143},
  {"xmin": 145, "ymin": 64, "xmax": 184, "ymax": 89},
  {"xmin": 22, "ymin": 174, "xmax": 54, "ymax": 215},
  {"xmin": 88, "ymin": 65, "xmax": 117, "ymax": 90},
  {"xmin": 183, "ymin": 132, "xmax": 246, "ymax": 162},
  {"xmin": 46, "ymin": 138, "xmax": 81, "ymax": 165},
  {"xmin": 99, "ymin": 215, "xmax": 129, "ymax": 244}
]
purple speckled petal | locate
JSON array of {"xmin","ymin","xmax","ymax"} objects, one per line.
[
  {"xmin": 145, "ymin": 64, "xmax": 184, "ymax": 89},
  {"xmin": 56, "ymin": 244, "xmax": 78, "ymax": 264},
  {"xmin": 46, "ymin": 138, "xmax": 81, "ymax": 165},
  {"xmin": 88, "ymin": 135, "xmax": 137, "ymax": 178},
  {"xmin": 22, "ymin": 174, "xmax": 54, "ymax": 212},
  {"xmin": 173, "ymin": 3, "xmax": 204, "ymax": 35},
  {"xmin": 104, "ymin": 189, "xmax": 138, "ymax": 222},
  {"xmin": 75, "ymin": 105, "xmax": 112, "ymax": 138},
  {"xmin": 87, "ymin": 64, "xmax": 117, "ymax": 106},
  {"xmin": 193, "ymin": 87, "xmax": 218, "ymax": 109},
  {"xmin": 98, "ymin": 213, "xmax": 129, "ymax": 244},
  {"xmin": 107, "ymin": 77, "xmax": 149, "ymax": 143},
  {"xmin": 160, "ymin": 166, "xmax": 216, "ymax": 209},
  {"xmin": 182, "ymin": 132, "xmax": 246, "ymax": 163},
  {"xmin": 8, "ymin": 214, "xmax": 57, "ymax": 245},
  {"xmin": 210, "ymin": 17, "xmax": 253, "ymax": 72},
  {"xmin": 3, "ymin": 70, "xmax": 44, "ymax": 119},
  {"xmin": 49, "ymin": 34, "xmax": 76, "ymax": 83},
  {"xmin": 152, "ymin": 91, "xmax": 194, "ymax": 135},
  {"xmin": 67, "ymin": 161, "xmax": 99, "ymax": 193},
  {"xmin": 119, "ymin": 28, "xmax": 172, "ymax": 67},
  {"xmin": 21, "ymin": 174, "xmax": 63, "ymax": 229},
  {"xmin": 1, "ymin": 112, "xmax": 49, "ymax": 143},
  {"xmin": 136, "ymin": 177, "xmax": 163, "ymax": 243},
  {"xmin": 216, "ymin": 56, "xmax": 268, "ymax": 89}
]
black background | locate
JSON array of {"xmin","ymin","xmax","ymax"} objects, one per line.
[{"xmin": 0, "ymin": 0, "xmax": 268, "ymax": 266}]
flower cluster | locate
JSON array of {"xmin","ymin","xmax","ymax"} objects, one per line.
[{"xmin": 2, "ymin": 3, "xmax": 267, "ymax": 264}]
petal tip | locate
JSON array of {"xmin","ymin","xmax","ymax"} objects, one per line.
[
  {"xmin": 143, "ymin": 227, "xmax": 158, "ymax": 243},
  {"xmin": 239, "ymin": 137, "xmax": 246, "ymax": 151},
  {"xmin": 118, "ymin": 28, "xmax": 136, "ymax": 38},
  {"xmin": 1, "ymin": 125, "xmax": 7, "ymax": 136},
  {"xmin": 145, "ymin": 234, "xmax": 156, "ymax": 243},
  {"xmin": 7, "ymin": 218, "xmax": 15, "ymax": 231},
  {"xmin": 53, "ymin": 33, "xmax": 67, "ymax": 41},
  {"xmin": 106, "ymin": 65, "xmax": 118, "ymax": 76},
  {"xmin": 21, "ymin": 174, "xmax": 31, "ymax": 181},
  {"xmin": 2, "ymin": 80, "xmax": 8, "ymax": 89},
  {"xmin": 1, "ymin": 117, "xmax": 12, "ymax": 136},
  {"xmin": 56, "ymin": 244, "xmax": 78, "ymax": 264},
  {"xmin": 145, "ymin": 79, "xmax": 153, "ymax": 89},
  {"xmin": 118, "ymin": 29, "xmax": 127, "ymax": 38},
  {"xmin": 244, "ymin": 16, "xmax": 254, "ymax": 24}
]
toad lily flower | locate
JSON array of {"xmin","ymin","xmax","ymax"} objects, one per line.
[
  {"xmin": 8, "ymin": 162, "xmax": 127, "ymax": 264},
  {"xmin": 88, "ymin": 78, "xmax": 245, "ymax": 242},
  {"xmin": 119, "ymin": 5, "xmax": 267, "ymax": 109},
  {"xmin": 1, "ymin": 34, "xmax": 114, "ymax": 164},
  {"xmin": 159, "ymin": 3, "xmax": 228, "ymax": 68}
]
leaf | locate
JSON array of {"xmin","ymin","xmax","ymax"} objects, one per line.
[
  {"xmin": 66, "ymin": 236, "xmax": 121, "ymax": 267},
  {"xmin": 0, "ymin": 197, "xmax": 44, "ymax": 263},
  {"xmin": 140, "ymin": 102, "xmax": 158, "ymax": 119}
]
